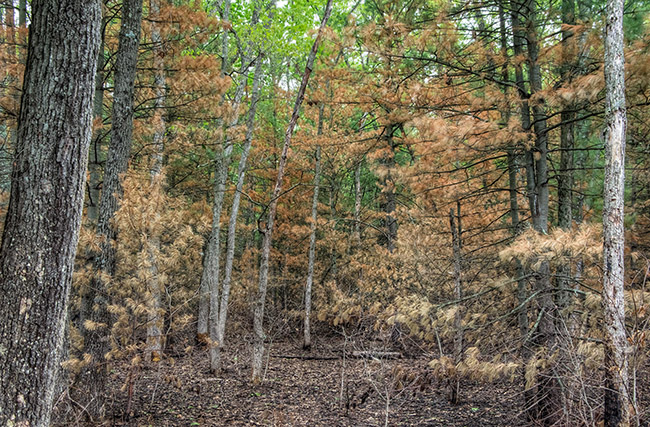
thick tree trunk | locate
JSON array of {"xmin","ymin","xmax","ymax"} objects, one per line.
[
  {"xmin": 0, "ymin": 2, "xmax": 101, "ymax": 425},
  {"xmin": 304, "ymin": 103, "xmax": 323, "ymax": 350},
  {"xmin": 213, "ymin": 55, "xmax": 264, "ymax": 371},
  {"xmin": 78, "ymin": 0, "xmax": 143, "ymax": 417},
  {"xmin": 252, "ymin": 0, "xmax": 333, "ymax": 383},
  {"xmin": 603, "ymin": 0, "xmax": 630, "ymax": 422}
]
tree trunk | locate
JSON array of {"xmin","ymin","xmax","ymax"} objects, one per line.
[
  {"xmin": 78, "ymin": 0, "xmax": 143, "ymax": 417},
  {"xmin": 603, "ymin": 0, "xmax": 630, "ymax": 422},
  {"xmin": 252, "ymin": 0, "xmax": 333, "ymax": 383},
  {"xmin": 0, "ymin": 2, "xmax": 101, "ymax": 425},
  {"xmin": 87, "ymin": 25, "xmax": 106, "ymax": 227},
  {"xmin": 145, "ymin": 0, "xmax": 167, "ymax": 363},
  {"xmin": 304, "ymin": 102, "xmax": 324, "ymax": 350}
]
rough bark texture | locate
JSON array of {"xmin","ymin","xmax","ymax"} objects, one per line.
[
  {"xmin": 0, "ymin": 1, "xmax": 101, "ymax": 425},
  {"xmin": 603, "ymin": 0, "xmax": 630, "ymax": 422},
  {"xmin": 78, "ymin": 0, "xmax": 143, "ymax": 417},
  {"xmin": 252, "ymin": 0, "xmax": 333, "ymax": 383}
]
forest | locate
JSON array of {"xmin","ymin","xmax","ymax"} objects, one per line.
[{"xmin": 0, "ymin": 0, "xmax": 648, "ymax": 425}]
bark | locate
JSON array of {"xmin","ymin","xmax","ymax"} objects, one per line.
[
  {"xmin": 0, "ymin": 1, "xmax": 101, "ymax": 425},
  {"xmin": 252, "ymin": 0, "xmax": 333, "ymax": 383},
  {"xmin": 603, "ymin": 0, "xmax": 630, "ymax": 422},
  {"xmin": 213, "ymin": 54, "xmax": 264, "ymax": 371},
  {"xmin": 145, "ymin": 0, "xmax": 167, "ymax": 363},
  {"xmin": 78, "ymin": 0, "xmax": 143, "ymax": 417},
  {"xmin": 304, "ymin": 103, "xmax": 324, "ymax": 350}
]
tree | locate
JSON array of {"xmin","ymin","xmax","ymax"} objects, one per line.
[
  {"xmin": 78, "ymin": 0, "xmax": 144, "ymax": 416},
  {"xmin": 0, "ymin": 1, "xmax": 101, "ymax": 425},
  {"xmin": 602, "ymin": 0, "xmax": 630, "ymax": 422}
]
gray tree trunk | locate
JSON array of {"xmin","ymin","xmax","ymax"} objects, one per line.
[
  {"xmin": 87, "ymin": 27, "xmax": 106, "ymax": 226},
  {"xmin": 603, "ymin": 0, "xmax": 630, "ymax": 422},
  {"xmin": 0, "ymin": 2, "xmax": 101, "ymax": 425},
  {"xmin": 78, "ymin": 0, "xmax": 143, "ymax": 417},
  {"xmin": 304, "ymin": 103, "xmax": 324, "ymax": 350},
  {"xmin": 145, "ymin": 0, "xmax": 167, "ymax": 363},
  {"xmin": 252, "ymin": 0, "xmax": 333, "ymax": 383}
]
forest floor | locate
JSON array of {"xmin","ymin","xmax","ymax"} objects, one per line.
[{"xmin": 55, "ymin": 329, "xmax": 528, "ymax": 426}]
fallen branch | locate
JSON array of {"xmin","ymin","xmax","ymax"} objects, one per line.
[
  {"xmin": 351, "ymin": 350, "xmax": 402, "ymax": 359},
  {"xmin": 272, "ymin": 354, "xmax": 340, "ymax": 360}
]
